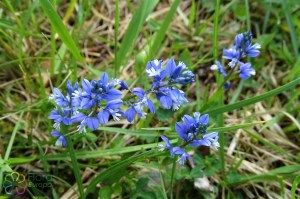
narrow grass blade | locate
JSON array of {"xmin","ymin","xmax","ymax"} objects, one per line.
[
  {"xmin": 281, "ymin": 0, "xmax": 299, "ymax": 57},
  {"xmin": 84, "ymin": 150, "xmax": 156, "ymax": 196},
  {"xmin": 65, "ymin": 134, "xmax": 84, "ymax": 198},
  {"xmin": 114, "ymin": 0, "xmax": 119, "ymax": 77},
  {"xmin": 228, "ymin": 165, "xmax": 300, "ymax": 186},
  {"xmin": 291, "ymin": 175, "xmax": 300, "ymax": 199},
  {"xmin": 115, "ymin": 0, "xmax": 158, "ymax": 73},
  {"xmin": 205, "ymin": 77, "xmax": 300, "ymax": 115},
  {"xmin": 98, "ymin": 126, "xmax": 159, "ymax": 137},
  {"xmin": 46, "ymin": 140, "xmax": 177, "ymax": 161},
  {"xmin": 39, "ymin": 0, "xmax": 84, "ymax": 62},
  {"xmin": 149, "ymin": 0, "xmax": 181, "ymax": 59}
]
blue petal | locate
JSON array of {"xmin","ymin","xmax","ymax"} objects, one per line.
[
  {"xmin": 103, "ymin": 89, "xmax": 122, "ymax": 101},
  {"xmin": 133, "ymin": 87, "xmax": 145, "ymax": 99},
  {"xmin": 161, "ymin": 136, "xmax": 171, "ymax": 146},
  {"xmin": 56, "ymin": 135, "xmax": 67, "ymax": 147},
  {"xmin": 81, "ymin": 97, "xmax": 93, "ymax": 110},
  {"xmin": 98, "ymin": 110, "xmax": 110, "ymax": 124},
  {"xmin": 51, "ymin": 131, "xmax": 61, "ymax": 138},
  {"xmin": 175, "ymin": 122, "xmax": 188, "ymax": 140},
  {"xmin": 82, "ymin": 79, "xmax": 92, "ymax": 93},
  {"xmin": 158, "ymin": 95, "xmax": 172, "ymax": 109},
  {"xmin": 106, "ymin": 99, "xmax": 123, "ymax": 109},
  {"xmin": 86, "ymin": 117, "xmax": 99, "ymax": 130},
  {"xmin": 172, "ymin": 147, "xmax": 184, "ymax": 155},
  {"xmin": 172, "ymin": 66, "xmax": 183, "ymax": 79},
  {"xmin": 120, "ymin": 81, "xmax": 129, "ymax": 90},
  {"xmin": 125, "ymin": 108, "xmax": 136, "ymax": 122},
  {"xmin": 183, "ymin": 115, "xmax": 195, "ymax": 127},
  {"xmin": 166, "ymin": 58, "xmax": 175, "ymax": 76},
  {"xmin": 71, "ymin": 113, "xmax": 86, "ymax": 123},
  {"xmin": 101, "ymin": 72, "xmax": 109, "ymax": 85},
  {"xmin": 198, "ymin": 114, "xmax": 209, "ymax": 124},
  {"xmin": 147, "ymin": 99, "xmax": 155, "ymax": 113},
  {"xmin": 62, "ymin": 118, "xmax": 72, "ymax": 125},
  {"xmin": 224, "ymin": 81, "xmax": 231, "ymax": 90}
]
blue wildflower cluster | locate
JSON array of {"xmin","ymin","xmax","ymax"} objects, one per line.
[
  {"xmin": 211, "ymin": 31, "xmax": 260, "ymax": 88},
  {"xmin": 48, "ymin": 59, "xmax": 195, "ymax": 147},
  {"xmin": 158, "ymin": 112, "xmax": 219, "ymax": 166}
]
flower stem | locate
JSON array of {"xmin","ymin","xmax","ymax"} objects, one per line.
[{"xmin": 63, "ymin": 125, "xmax": 84, "ymax": 198}]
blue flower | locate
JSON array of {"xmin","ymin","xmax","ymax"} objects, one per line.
[
  {"xmin": 189, "ymin": 132, "xmax": 219, "ymax": 150},
  {"xmin": 158, "ymin": 136, "xmax": 174, "ymax": 156},
  {"xmin": 166, "ymin": 59, "xmax": 195, "ymax": 85},
  {"xmin": 175, "ymin": 70, "xmax": 195, "ymax": 85},
  {"xmin": 77, "ymin": 73, "xmax": 122, "ymax": 110},
  {"xmin": 48, "ymin": 109, "xmax": 72, "ymax": 127},
  {"xmin": 49, "ymin": 88, "xmax": 69, "ymax": 107},
  {"xmin": 146, "ymin": 60, "xmax": 168, "ymax": 90},
  {"xmin": 166, "ymin": 59, "xmax": 186, "ymax": 80},
  {"xmin": 172, "ymin": 147, "xmax": 194, "ymax": 166},
  {"xmin": 119, "ymin": 80, "xmax": 129, "ymax": 90},
  {"xmin": 224, "ymin": 81, "xmax": 231, "ymax": 90},
  {"xmin": 124, "ymin": 88, "xmax": 155, "ymax": 122},
  {"xmin": 210, "ymin": 60, "xmax": 227, "ymax": 76},
  {"xmin": 235, "ymin": 31, "xmax": 260, "ymax": 58},
  {"xmin": 239, "ymin": 63, "xmax": 255, "ymax": 79},
  {"xmin": 51, "ymin": 131, "xmax": 67, "ymax": 147},
  {"xmin": 98, "ymin": 99, "xmax": 123, "ymax": 124},
  {"xmin": 223, "ymin": 45, "xmax": 241, "ymax": 68},
  {"xmin": 66, "ymin": 80, "xmax": 78, "ymax": 97},
  {"xmin": 156, "ymin": 87, "xmax": 188, "ymax": 110},
  {"xmin": 175, "ymin": 112, "xmax": 209, "ymax": 143}
]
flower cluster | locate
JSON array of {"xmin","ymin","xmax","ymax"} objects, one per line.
[
  {"xmin": 48, "ymin": 59, "xmax": 195, "ymax": 147},
  {"xmin": 158, "ymin": 112, "xmax": 219, "ymax": 166},
  {"xmin": 211, "ymin": 31, "xmax": 260, "ymax": 88}
]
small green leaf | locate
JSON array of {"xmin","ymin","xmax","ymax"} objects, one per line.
[{"xmin": 39, "ymin": 0, "xmax": 84, "ymax": 62}]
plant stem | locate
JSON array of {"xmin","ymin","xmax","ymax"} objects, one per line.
[{"xmin": 63, "ymin": 126, "xmax": 84, "ymax": 198}]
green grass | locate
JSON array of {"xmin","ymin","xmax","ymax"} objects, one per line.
[{"xmin": 0, "ymin": 0, "xmax": 300, "ymax": 198}]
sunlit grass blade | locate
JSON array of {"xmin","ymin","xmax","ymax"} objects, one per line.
[
  {"xmin": 149, "ymin": 0, "xmax": 181, "ymax": 59},
  {"xmin": 46, "ymin": 140, "xmax": 177, "ymax": 161},
  {"xmin": 291, "ymin": 175, "xmax": 300, "ymax": 199},
  {"xmin": 39, "ymin": 0, "xmax": 84, "ymax": 62},
  {"xmin": 65, "ymin": 133, "xmax": 84, "ymax": 198},
  {"xmin": 205, "ymin": 77, "xmax": 300, "ymax": 115},
  {"xmin": 115, "ymin": 0, "xmax": 158, "ymax": 73},
  {"xmin": 98, "ymin": 126, "xmax": 160, "ymax": 137}
]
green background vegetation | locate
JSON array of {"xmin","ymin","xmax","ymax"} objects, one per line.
[{"xmin": 0, "ymin": 0, "xmax": 300, "ymax": 198}]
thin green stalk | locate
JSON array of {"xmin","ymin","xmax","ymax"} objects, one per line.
[
  {"xmin": 64, "ymin": 127, "xmax": 84, "ymax": 198},
  {"xmin": 213, "ymin": 0, "xmax": 225, "ymax": 174},
  {"xmin": 170, "ymin": 158, "xmax": 177, "ymax": 199},
  {"xmin": 0, "ymin": 112, "xmax": 24, "ymax": 191},
  {"xmin": 281, "ymin": 0, "xmax": 299, "ymax": 57},
  {"xmin": 245, "ymin": 0, "xmax": 251, "ymax": 31},
  {"xmin": 114, "ymin": 0, "xmax": 119, "ymax": 77}
]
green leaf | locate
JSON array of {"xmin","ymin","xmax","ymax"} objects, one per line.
[
  {"xmin": 149, "ymin": 0, "xmax": 181, "ymax": 59},
  {"xmin": 84, "ymin": 150, "xmax": 156, "ymax": 196},
  {"xmin": 227, "ymin": 165, "xmax": 300, "ymax": 186},
  {"xmin": 45, "ymin": 141, "xmax": 177, "ymax": 161},
  {"xmin": 292, "ymin": 175, "xmax": 300, "ymax": 199},
  {"xmin": 98, "ymin": 126, "xmax": 159, "ymax": 137},
  {"xmin": 115, "ymin": 0, "xmax": 158, "ymax": 73},
  {"xmin": 99, "ymin": 186, "xmax": 112, "ymax": 199},
  {"xmin": 205, "ymin": 77, "xmax": 300, "ymax": 115},
  {"xmin": 5, "ymin": 156, "xmax": 37, "ymax": 165},
  {"xmin": 39, "ymin": 0, "xmax": 84, "ymax": 62}
]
